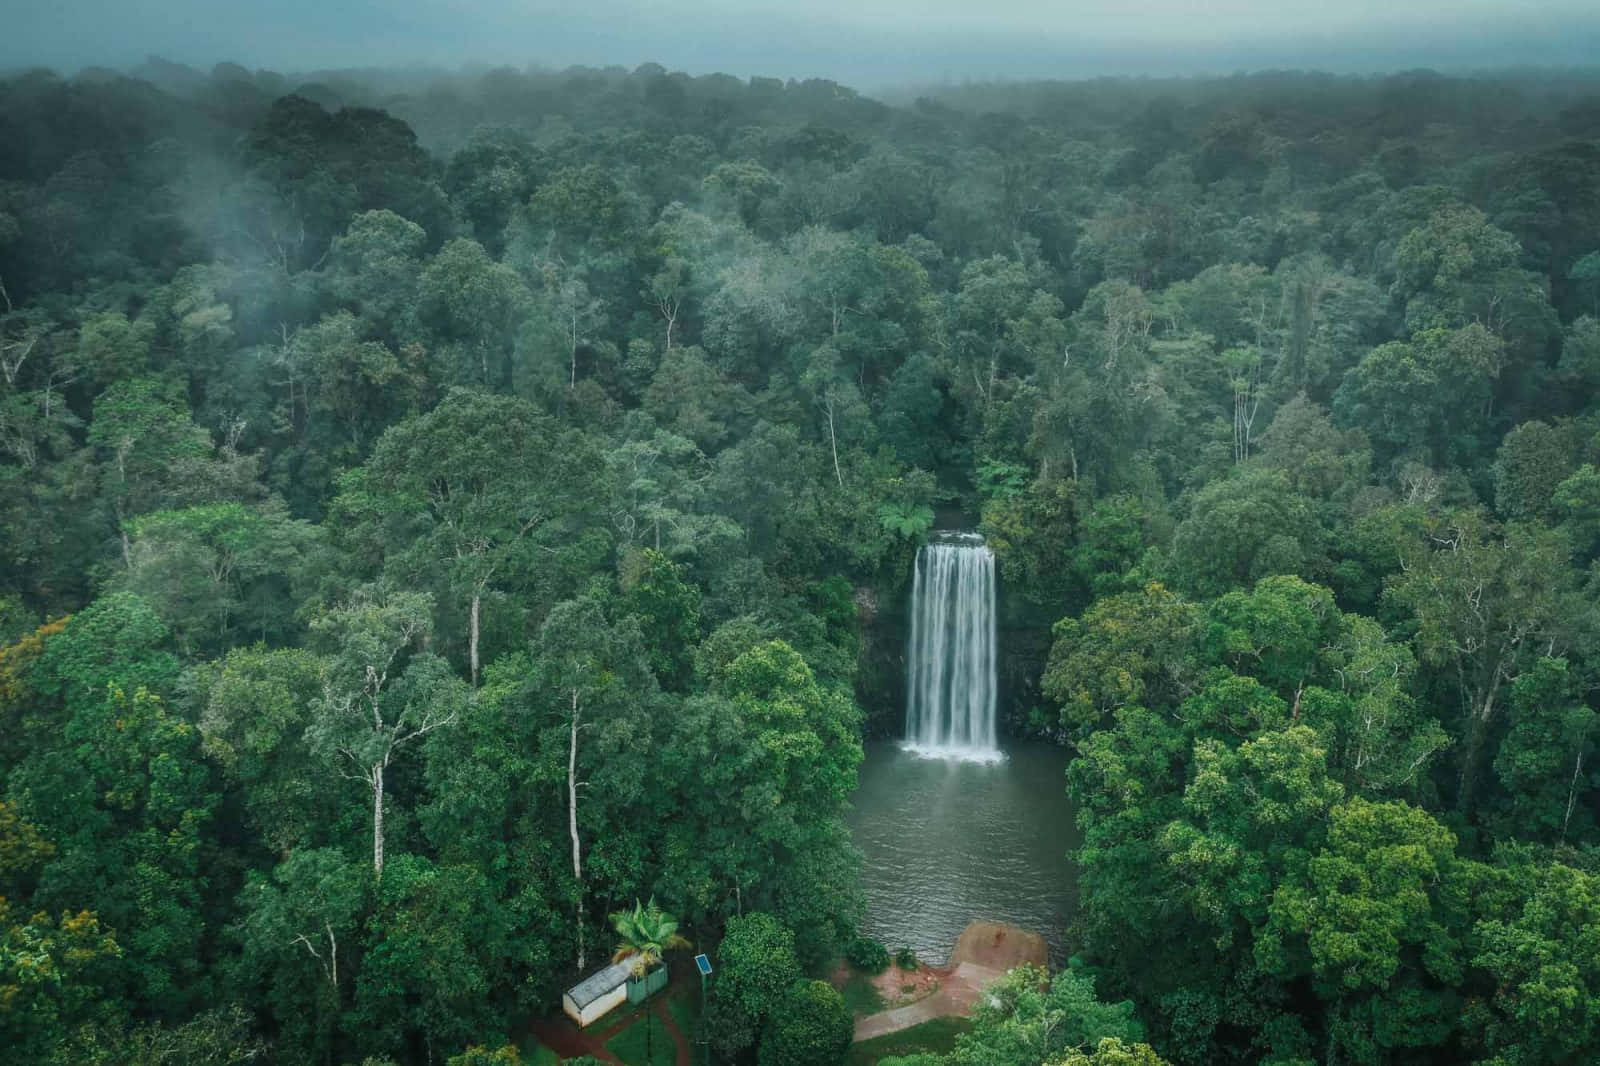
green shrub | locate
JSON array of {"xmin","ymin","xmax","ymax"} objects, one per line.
[
  {"xmin": 895, "ymin": 946, "xmax": 918, "ymax": 971},
  {"xmin": 447, "ymin": 1048, "xmax": 522, "ymax": 1066},
  {"xmin": 846, "ymin": 935, "xmax": 890, "ymax": 974},
  {"xmin": 758, "ymin": 980, "xmax": 853, "ymax": 1066},
  {"xmin": 709, "ymin": 912, "xmax": 803, "ymax": 1058}
]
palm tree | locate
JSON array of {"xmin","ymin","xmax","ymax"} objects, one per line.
[{"xmin": 610, "ymin": 897, "xmax": 690, "ymax": 1066}]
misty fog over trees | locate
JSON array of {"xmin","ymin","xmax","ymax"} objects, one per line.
[{"xmin": 2, "ymin": 52, "xmax": 1600, "ymax": 1066}]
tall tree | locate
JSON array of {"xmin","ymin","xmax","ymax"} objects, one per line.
[
  {"xmin": 306, "ymin": 586, "xmax": 468, "ymax": 877},
  {"xmin": 532, "ymin": 595, "xmax": 656, "ymax": 970},
  {"xmin": 336, "ymin": 387, "xmax": 604, "ymax": 685},
  {"xmin": 1386, "ymin": 515, "xmax": 1573, "ymax": 817}
]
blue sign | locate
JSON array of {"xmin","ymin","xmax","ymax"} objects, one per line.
[{"xmin": 694, "ymin": 953, "xmax": 713, "ymax": 976}]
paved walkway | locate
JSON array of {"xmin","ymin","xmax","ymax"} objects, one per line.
[
  {"xmin": 852, "ymin": 962, "xmax": 1001, "ymax": 1041},
  {"xmin": 852, "ymin": 921, "xmax": 1048, "ymax": 1042}
]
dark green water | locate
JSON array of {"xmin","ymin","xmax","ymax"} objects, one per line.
[{"xmin": 847, "ymin": 740, "xmax": 1080, "ymax": 966}]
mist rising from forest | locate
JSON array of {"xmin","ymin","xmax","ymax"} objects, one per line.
[{"xmin": 5, "ymin": 0, "xmax": 1600, "ymax": 87}]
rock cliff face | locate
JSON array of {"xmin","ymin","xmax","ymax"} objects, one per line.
[{"xmin": 855, "ymin": 581, "xmax": 909, "ymax": 739}]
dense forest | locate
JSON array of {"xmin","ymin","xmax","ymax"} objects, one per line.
[{"xmin": 2, "ymin": 56, "xmax": 1600, "ymax": 1066}]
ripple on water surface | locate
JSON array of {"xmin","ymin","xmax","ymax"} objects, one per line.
[{"xmin": 847, "ymin": 740, "xmax": 1080, "ymax": 967}]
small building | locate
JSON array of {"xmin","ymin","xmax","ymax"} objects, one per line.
[{"xmin": 563, "ymin": 960, "xmax": 635, "ymax": 1027}]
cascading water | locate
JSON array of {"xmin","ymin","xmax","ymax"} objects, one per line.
[{"xmin": 904, "ymin": 532, "xmax": 1001, "ymax": 761}]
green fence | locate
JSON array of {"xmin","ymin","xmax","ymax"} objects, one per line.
[{"xmin": 626, "ymin": 965, "xmax": 669, "ymax": 1003}]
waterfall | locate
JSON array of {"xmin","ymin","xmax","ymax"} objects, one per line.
[{"xmin": 905, "ymin": 533, "xmax": 1001, "ymax": 761}]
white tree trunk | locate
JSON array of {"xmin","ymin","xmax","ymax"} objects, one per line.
[
  {"xmin": 327, "ymin": 921, "xmax": 338, "ymax": 987},
  {"xmin": 825, "ymin": 395, "xmax": 843, "ymax": 489},
  {"xmin": 569, "ymin": 310, "xmax": 579, "ymax": 390},
  {"xmin": 568, "ymin": 689, "xmax": 585, "ymax": 969},
  {"xmin": 469, "ymin": 592, "xmax": 481, "ymax": 688},
  {"xmin": 372, "ymin": 761, "xmax": 385, "ymax": 878},
  {"xmin": 1563, "ymin": 749, "xmax": 1585, "ymax": 841}
]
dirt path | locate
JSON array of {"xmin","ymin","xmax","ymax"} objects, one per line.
[
  {"xmin": 529, "ymin": 1015, "xmax": 624, "ymax": 1064},
  {"xmin": 653, "ymin": 997, "xmax": 693, "ymax": 1066},
  {"xmin": 530, "ymin": 959, "xmax": 700, "ymax": 1064}
]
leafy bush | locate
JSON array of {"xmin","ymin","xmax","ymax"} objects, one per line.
[
  {"xmin": 877, "ymin": 501, "xmax": 935, "ymax": 540},
  {"xmin": 846, "ymin": 935, "xmax": 890, "ymax": 974},
  {"xmin": 895, "ymin": 946, "xmax": 918, "ymax": 971},
  {"xmin": 758, "ymin": 980, "xmax": 853, "ymax": 1066},
  {"xmin": 447, "ymin": 1047, "xmax": 523, "ymax": 1066},
  {"xmin": 708, "ymin": 913, "xmax": 802, "ymax": 1059}
]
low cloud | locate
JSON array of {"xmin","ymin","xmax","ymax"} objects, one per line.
[{"xmin": 4, "ymin": 0, "xmax": 1599, "ymax": 86}]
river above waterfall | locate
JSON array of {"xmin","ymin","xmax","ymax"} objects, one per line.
[{"xmin": 848, "ymin": 740, "xmax": 1080, "ymax": 967}]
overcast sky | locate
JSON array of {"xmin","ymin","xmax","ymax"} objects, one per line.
[{"xmin": 4, "ymin": 0, "xmax": 1599, "ymax": 88}]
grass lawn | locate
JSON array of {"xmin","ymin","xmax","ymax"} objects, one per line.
[
  {"xmin": 519, "ymin": 1040, "xmax": 561, "ymax": 1066},
  {"xmin": 604, "ymin": 1012, "xmax": 676, "ymax": 1066},
  {"xmin": 840, "ymin": 972, "xmax": 887, "ymax": 1016},
  {"xmin": 846, "ymin": 1017, "xmax": 973, "ymax": 1065},
  {"xmin": 601, "ymin": 997, "xmax": 652, "ymax": 1029},
  {"xmin": 667, "ymin": 987, "xmax": 702, "ymax": 1038}
]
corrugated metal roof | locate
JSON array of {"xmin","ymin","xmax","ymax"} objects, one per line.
[{"xmin": 566, "ymin": 960, "xmax": 634, "ymax": 1009}]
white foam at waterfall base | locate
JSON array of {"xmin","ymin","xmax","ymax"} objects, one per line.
[
  {"xmin": 898, "ymin": 741, "xmax": 1007, "ymax": 764},
  {"xmin": 905, "ymin": 534, "xmax": 1002, "ymax": 760}
]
